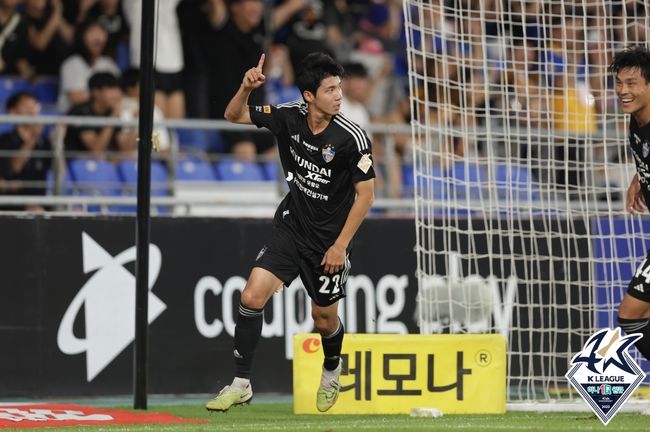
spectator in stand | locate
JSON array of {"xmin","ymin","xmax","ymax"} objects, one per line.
[
  {"xmin": 349, "ymin": 1, "xmax": 403, "ymax": 121},
  {"xmin": 281, "ymin": 0, "xmax": 333, "ymax": 74},
  {"xmin": 24, "ymin": 0, "xmax": 74, "ymax": 76},
  {"xmin": 541, "ymin": 11, "xmax": 596, "ymax": 192},
  {"xmin": 85, "ymin": 0, "xmax": 129, "ymax": 60},
  {"xmin": 124, "ymin": 0, "xmax": 185, "ymax": 119},
  {"xmin": 0, "ymin": 91, "xmax": 51, "ymax": 211},
  {"xmin": 200, "ymin": 0, "xmax": 309, "ymax": 159},
  {"xmin": 58, "ymin": 20, "xmax": 120, "ymax": 113},
  {"xmin": 340, "ymin": 62, "xmax": 370, "ymax": 129},
  {"xmin": 323, "ymin": 0, "xmax": 364, "ymax": 64},
  {"xmin": 177, "ymin": 0, "xmax": 216, "ymax": 119},
  {"xmin": 64, "ymin": 71, "xmax": 123, "ymax": 160},
  {"xmin": 118, "ymin": 67, "xmax": 170, "ymax": 159},
  {"xmin": 265, "ymin": 44, "xmax": 301, "ymax": 106},
  {"xmin": 0, "ymin": 0, "xmax": 32, "ymax": 78}
]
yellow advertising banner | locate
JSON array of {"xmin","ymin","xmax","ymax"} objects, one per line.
[{"xmin": 293, "ymin": 333, "xmax": 506, "ymax": 415}]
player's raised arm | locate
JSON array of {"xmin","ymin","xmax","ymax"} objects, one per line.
[{"xmin": 224, "ymin": 54, "xmax": 266, "ymax": 125}]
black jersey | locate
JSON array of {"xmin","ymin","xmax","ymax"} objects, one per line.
[
  {"xmin": 250, "ymin": 102, "xmax": 375, "ymax": 253},
  {"xmin": 629, "ymin": 116, "xmax": 650, "ymax": 205}
]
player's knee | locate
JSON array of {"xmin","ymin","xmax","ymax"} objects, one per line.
[
  {"xmin": 240, "ymin": 288, "xmax": 267, "ymax": 309},
  {"xmin": 312, "ymin": 311, "xmax": 337, "ymax": 334}
]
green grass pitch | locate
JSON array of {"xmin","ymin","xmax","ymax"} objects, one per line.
[{"xmin": 19, "ymin": 402, "xmax": 650, "ymax": 432}]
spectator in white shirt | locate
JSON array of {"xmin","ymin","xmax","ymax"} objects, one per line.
[{"xmin": 58, "ymin": 19, "xmax": 119, "ymax": 112}]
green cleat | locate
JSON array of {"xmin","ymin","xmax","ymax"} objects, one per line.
[
  {"xmin": 205, "ymin": 384, "xmax": 253, "ymax": 412},
  {"xmin": 316, "ymin": 360, "xmax": 342, "ymax": 412}
]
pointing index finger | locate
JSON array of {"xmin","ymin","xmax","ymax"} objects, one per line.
[{"xmin": 257, "ymin": 53, "xmax": 265, "ymax": 71}]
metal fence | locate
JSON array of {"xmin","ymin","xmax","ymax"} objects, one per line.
[{"xmin": 0, "ymin": 114, "xmax": 414, "ymax": 215}]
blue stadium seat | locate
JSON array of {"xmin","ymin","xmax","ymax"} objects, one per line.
[
  {"xmin": 0, "ymin": 76, "xmax": 31, "ymax": 106},
  {"xmin": 495, "ymin": 163, "xmax": 539, "ymax": 201},
  {"xmin": 449, "ymin": 160, "xmax": 487, "ymax": 201},
  {"xmin": 32, "ymin": 77, "xmax": 59, "ymax": 105},
  {"xmin": 214, "ymin": 159, "xmax": 265, "ymax": 182},
  {"xmin": 403, "ymin": 161, "xmax": 448, "ymax": 199},
  {"xmin": 116, "ymin": 160, "xmax": 170, "ymax": 214},
  {"xmin": 117, "ymin": 159, "xmax": 169, "ymax": 195},
  {"xmin": 68, "ymin": 159, "xmax": 123, "ymax": 212},
  {"xmin": 175, "ymin": 158, "xmax": 217, "ymax": 181},
  {"xmin": 176, "ymin": 129, "xmax": 225, "ymax": 153},
  {"xmin": 261, "ymin": 161, "xmax": 280, "ymax": 181},
  {"xmin": 46, "ymin": 168, "xmax": 74, "ymax": 196},
  {"xmin": 116, "ymin": 40, "xmax": 131, "ymax": 71}
]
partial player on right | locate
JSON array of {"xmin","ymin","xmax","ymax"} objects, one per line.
[{"xmin": 610, "ymin": 46, "xmax": 650, "ymax": 359}]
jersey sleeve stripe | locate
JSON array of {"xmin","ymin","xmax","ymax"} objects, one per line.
[
  {"xmin": 335, "ymin": 114, "xmax": 369, "ymax": 151},
  {"xmin": 277, "ymin": 101, "xmax": 307, "ymax": 109},
  {"xmin": 333, "ymin": 115, "xmax": 368, "ymax": 151}
]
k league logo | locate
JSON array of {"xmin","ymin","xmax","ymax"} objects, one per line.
[
  {"xmin": 57, "ymin": 232, "xmax": 166, "ymax": 382},
  {"xmin": 565, "ymin": 328, "xmax": 645, "ymax": 425}
]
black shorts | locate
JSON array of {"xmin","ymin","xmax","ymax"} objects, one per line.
[
  {"xmin": 627, "ymin": 252, "xmax": 650, "ymax": 302},
  {"xmin": 254, "ymin": 224, "xmax": 350, "ymax": 307},
  {"xmin": 154, "ymin": 71, "xmax": 184, "ymax": 94}
]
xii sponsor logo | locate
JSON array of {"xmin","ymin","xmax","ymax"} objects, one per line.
[{"xmin": 566, "ymin": 327, "xmax": 646, "ymax": 425}]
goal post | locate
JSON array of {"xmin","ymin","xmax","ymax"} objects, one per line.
[{"xmin": 403, "ymin": 0, "xmax": 650, "ymax": 403}]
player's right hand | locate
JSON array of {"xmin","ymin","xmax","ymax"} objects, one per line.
[
  {"xmin": 242, "ymin": 54, "xmax": 266, "ymax": 90},
  {"xmin": 626, "ymin": 174, "xmax": 647, "ymax": 214}
]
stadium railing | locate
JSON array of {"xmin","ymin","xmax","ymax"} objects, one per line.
[{"xmin": 0, "ymin": 114, "xmax": 414, "ymax": 215}]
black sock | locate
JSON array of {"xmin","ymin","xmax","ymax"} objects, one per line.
[
  {"xmin": 618, "ymin": 316, "xmax": 650, "ymax": 360},
  {"xmin": 321, "ymin": 320, "xmax": 344, "ymax": 371},
  {"xmin": 234, "ymin": 304, "xmax": 264, "ymax": 379}
]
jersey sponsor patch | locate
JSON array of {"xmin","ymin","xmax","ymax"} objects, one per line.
[
  {"xmin": 263, "ymin": 105, "xmax": 271, "ymax": 113},
  {"xmin": 357, "ymin": 153, "xmax": 373, "ymax": 174},
  {"xmin": 322, "ymin": 144, "xmax": 335, "ymax": 163}
]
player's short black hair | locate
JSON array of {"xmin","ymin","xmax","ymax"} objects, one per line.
[
  {"xmin": 88, "ymin": 72, "xmax": 119, "ymax": 90},
  {"xmin": 609, "ymin": 46, "xmax": 650, "ymax": 83},
  {"xmin": 296, "ymin": 52, "xmax": 344, "ymax": 97},
  {"xmin": 5, "ymin": 91, "xmax": 36, "ymax": 111}
]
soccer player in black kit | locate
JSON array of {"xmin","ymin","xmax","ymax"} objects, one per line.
[
  {"xmin": 610, "ymin": 46, "xmax": 650, "ymax": 361},
  {"xmin": 206, "ymin": 52, "xmax": 375, "ymax": 413}
]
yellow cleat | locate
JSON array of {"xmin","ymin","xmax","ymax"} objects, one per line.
[
  {"xmin": 316, "ymin": 360, "xmax": 342, "ymax": 412},
  {"xmin": 205, "ymin": 384, "xmax": 253, "ymax": 412}
]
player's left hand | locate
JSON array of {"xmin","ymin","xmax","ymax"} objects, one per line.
[{"xmin": 321, "ymin": 243, "xmax": 346, "ymax": 274}]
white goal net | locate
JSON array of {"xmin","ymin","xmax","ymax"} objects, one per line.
[{"xmin": 403, "ymin": 0, "xmax": 650, "ymax": 402}]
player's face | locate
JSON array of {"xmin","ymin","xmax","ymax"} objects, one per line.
[
  {"xmin": 311, "ymin": 76, "xmax": 343, "ymax": 117},
  {"xmin": 615, "ymin": 67, "xmax": 650, "ymax": 116}
]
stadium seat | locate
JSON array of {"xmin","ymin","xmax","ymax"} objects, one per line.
[
  {"xmin": 214, "ymin": 159, "xmax": 265, "ymax": 182},
  {"xmin": 116, "ymin": 159, "xmax": 170, "ymax": 214},
  {"xmin": 176, "ymin": 128, "xmax": 225, "ymax": 153},
  {"xmin": 403, "ymin": 161, "xmax": 448, "ymax": 200},
  {"xmin": 494, "ymin": 163, "xmax": 539, "ymax": 201},
  {"xmin": 449, "ymin": 160, "xmax": 487, "ymax": 201},
  {"xmin": 117, "ymin": 159, "xmax": 169, "ymax": 195},
  {"xmin": 0, "ymin": 76, "xmax": 31, "ymax": 106},
  {"xmin": 68, "ymin": 159, "xmax": 123, "ymax": 212},
  {"xmin": 32, "ymin": 77, "xmax": 59, "ymax": 105},
  {"xmin": 175, "ymin": 158, "xmax": 217, "ymax": 181},
  {"xmin": 46, "ymin": 168, "xmax": 74, "ymax": 196},
  {"xmin": 115, "ymin": 40, "xmax": 131, "ymax": 71},
  {"xmin": 261, "ymin": 161, "xmax": 280, "ymax": 181}
]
